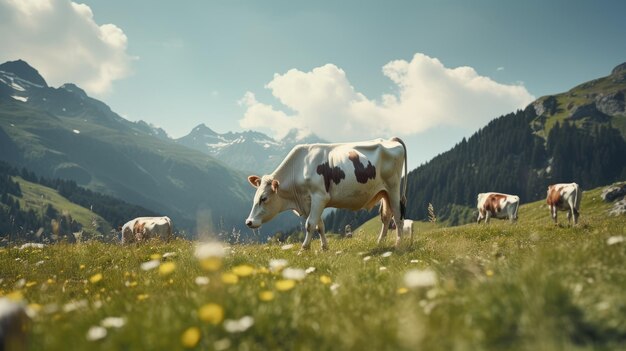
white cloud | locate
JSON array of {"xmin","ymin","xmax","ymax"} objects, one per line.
[
  {"xmin": 0, "ymin": 0, "xmax": 134, "ymax": 95},
  {"xmin": 239, "ymin": 53, "xmax": 534, "ymax": 141}
]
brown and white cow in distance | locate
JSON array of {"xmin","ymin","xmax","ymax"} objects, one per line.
[
  {"xmin": 546, "ymin": 183, "xmax": 581, "ymax": 225},
  {"xmin": 245, "ymin": 137, "xmax": 408, "ymax": 250},
  {"xmin": 121, "ymin": 216, "xmax": 172, "ymax": 244},
  {"xmin": 476, "ymin": 192, "xmax": 520, "ymax": 223}
]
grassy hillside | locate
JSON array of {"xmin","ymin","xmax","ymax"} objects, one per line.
[
  {"xmin": 0, "ymin": 186, "xmax": 624, "ymax": 350},
  {"xmin": 12, "ymin": 176, "xmax": 111, "ymax": 237}
]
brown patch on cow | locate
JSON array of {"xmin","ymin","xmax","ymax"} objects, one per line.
[
  {"xmin": 348, "ymin": 151, "xmax": 376, "ymax": 184},
  {"xmin": 484, "ymin": 193, "xmax": 507, "ymax": 214},
  {"xmin": 546, "ymin": 186, "xmax": 563, "ymax": 206},
  {"xmin": 316, "ymin": 162, "xmax": 346, "ymax": 192}
]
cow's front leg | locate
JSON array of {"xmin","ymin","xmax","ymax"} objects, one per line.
[
  {"xmin": 301, "ymin": 196, "xmax": 327, "ymax": 251},
  {"xmin": 317, "ymin": 221, "xmax": 328, "ymax": 251},
  {"xmin": 551, "ymin": 206, "xmax": 558, "ymax": 224}
]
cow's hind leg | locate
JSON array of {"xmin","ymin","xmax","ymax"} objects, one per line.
[{"xmin": 317, "ymin": 221, "xmax": 328, "ymax": 251}]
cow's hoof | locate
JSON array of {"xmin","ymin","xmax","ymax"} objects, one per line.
[{"xmin": 321, "ymin": 245, "xmax": 329, "ymax": 251}]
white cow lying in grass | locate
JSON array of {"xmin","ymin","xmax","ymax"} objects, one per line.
[{"xmin": 121, "ymin": 216, "xmax": 172, "ymax": 244}]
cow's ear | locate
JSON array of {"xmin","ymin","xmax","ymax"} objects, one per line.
[
  {"xmin": 248, "ymin": 175, "xmax": 261, "ymax": 188},
  {"xmin": 271, "ymin": 179, "xmax": 280, "ymax": 192}
]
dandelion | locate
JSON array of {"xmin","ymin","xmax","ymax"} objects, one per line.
[
  {"xmin": 259, "ymin": 290, "xmax": 274, "ymax": 302},
  {"xmin": 269, "ymin": 259, "xmax": 288, "ymax": 273},
  {"xmin": 150, "ymin": 253, "xmax": 161, "ymax": 260},
  {"xmin": 89, "ymin": 273, "xmax": 103, "ymax": 284},
  {"xmin": 101, "ymin": 317, "xmax": 126, "ymax": 328},
  {"xmin": 181, "ymin": 327, "xmax": 201, "ymax": 348},
  {"xmin": 305, "ymin": 267, "xmax": 316, "ymax": 274},
  {"xmin": 25, "ymin": 281, "xmax": 37, "ymax": 288},
  {"xmin": 275, "ymin": 279, "xmax": 296, "ymax": 291},
  {"xmin": 232, "ymin": 264, "xmax": 255, "ymax": 277},
  {"xmin": 397, "ymin": 287, "xmax": 409, "ymax": 295},
  {"xmin": 281, "ymin": 244, "xmax": 294, "ymax": 250},
  {"xmin": 221, "ymin": 273, "xmax": 239, "ymax": 285},
  {"xmin": 137, "ymin": 294, "xmax": 149, "ymax": 301},
  {"xmin": 198, "ymin": 303, "xmax": 224, "ymax": 325},
  {"xmin": 195, "ymin": 276, "xmax": 210, "ymax": 286},
  {"xmin": 282, "ymin": 268, "xmax": 306, "ymax": 281},
  {"xmin": 159, "ymin": 262, "xmax": 176, "ymax": 276},
  {"xmin": 319, "ymin": 275, "xmax": 332, "ymax": 285},
  {"xmin": 607, "ymin": 235, "xmax": 624, "ymax": 246},
  {"xmin": 404, "ymin": 269, "xmax": 437, "ymax": 288},
  {"xmin": 79, "ymin": 264, "xmax": 85, "ymax": 270},
  {"xmin": 223, "ymin": 316, "xmax": 254, "ymax": 333},
  {"xmin": 381, "ymin": 251, "xmax": 393, "ymax": 258},
  {"xmin": 485, "ymin": 269, "xmax": 494, "ymax": 277},
  {"xmin": 140, "ymin": 260, "xmax": 160, "ymax": 271},
  {"xmin": 200, "ymin": 258, "xmax": 222, "ymax": 272},
  {"xmin": 86, "ymin": 326, "xmax": 107, "ymax": 341}
]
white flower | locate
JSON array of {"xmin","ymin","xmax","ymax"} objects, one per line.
[
  {"xmin": 282, "ymin": 268, "xmax": 306, "ymax": 281},
  {"xmin": 363, "ymin": 256, "xmax": 372, "ymax": 262},
  {"xmin": 140, "ymin": 259, "xmax": 160, "ymax": 271},
  {"xmin": 101, "ymin": 317, "xmax": 126, "ymax": 328},
  {"xmin": 381, "ymin": 251, "xmax": 393, "ymax": 258},
  {"xmin": 410, "ymin": 259, "xmax": 420, "ymax": 263},
  {"xmin": 330, "ymin": 283, "xmax": 340, "ymax": 295},
  {"xmin": 214, "ymin": 338, "xmax": 232, "ymax": 351},
  {"xmin": 86, "ymin": 326, "xmax": 107, "ymax": 341},
  {"xmin": 63, "ymin": 299, "xmax": 88, "ymax": 313},
  {"xmin": 281, "ymin": 244, "xmax": 294, "ymax": 250},
  {"xmin": 379, "ymin": 266, "xmax": 387, "ymax": 271},
  {"xmin": 305, "ymin": 267, "xmax": 316, "ymax": 274},
  {"xmin": 162, "ymin": 252, "xmax": 177, "ymax": 258},
  {"xmin": 404, "ymin": 269, "xmax": 437, "ymax": 288},
  {"xmin": 195, "ymin": 276, "xmax": 210, "ymax": 286},
  {"xmin": 269, "ymin": 259, "xmax": 288, "ymax": 272},
  {"xmin": 195, "ymin": 242, "xmax": 227, "ymax": 259},
  {"xmin": 223, "ymin": 316, "xmax": 254, "ymax": 333},
  {"xmin": 607, "ymin": 236, "xmax": 624, "ymax": 246}
]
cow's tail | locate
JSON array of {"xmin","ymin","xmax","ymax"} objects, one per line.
[{"xmin": 391, "ymin": 137, "xmax": 408, "ymax": 220}]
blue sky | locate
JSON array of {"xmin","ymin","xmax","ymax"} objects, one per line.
[{"xmin": 1, "ymin": 0, "xmax": 625, "ymax": 169}]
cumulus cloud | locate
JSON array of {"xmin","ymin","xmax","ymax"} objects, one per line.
[
  {"xmin": 0, "ymin": 0, "xmax": 134, "ymax": 95},
  {"xmin": 239, "ymin": 53, "xmax": 534, "ymax": 140}
]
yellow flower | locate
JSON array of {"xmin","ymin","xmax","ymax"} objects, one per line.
[
  {"xmin": 275, "ymin": 279, "xmax": 296, "ymax": 291},
  {"xmin": 25, "ymin": 281, "xmax": 37, "ymax": 288},
  {"xmin": 397, "ymin": 287, "xmax": 409, "ymax": 295},
  {"xmin": 221, "ymin": 273, "xmax": 239, "ymax": 285},
  {"xmin": 486, "ymin": 269, "xmax": 494, "ymax": 277},
  {"xmin": 200, "ymin": 258, "xmax": 222, "ymax": 272},
  {"xmin": 150, "ymin": 253, "xmax": 161, "ymax": 260},
  {"xmin": 159, "ymin": 262, "xmax": 176, "ymax": 276},
  {"xmin": 259, "ymin": 290, "xmax": 275, "ymax": 301},
  {"xmin": 47, "ymin": 278, "xmax": 55, "ymax": 284},
  {"xmin": 6, "ymin": 291, "xmax": 24, "ymax": 301},
  {"xmin": 319, "ymin": 275, "xmax": 332, "ymax": 285},
  {"xmin": 198, "ymin": 303, "xmax": 224, "ymax": 325},
  {"xmin": 137, "ymin": 294, "xmax": 150, "ymax": 301},
  {"xmin": 89, "ymin": 273, "xmax": 103, "ymax": 284},
  {"xmin": 232, "ymin": 264, "xmax": 255, "ymax": 277},
  {"xmin": 79, "ymin": 264, "xmax": 85, "ymax": 270},
  {"xmin": 181, "ymin": 327, "xmax": 201, "ymax": 348}
]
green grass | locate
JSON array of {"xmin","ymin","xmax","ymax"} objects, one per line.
[
  {"xmin": 11, "ymin": 176, "xmax": 111, "ymax": 236},
  {"xmin": 1, "ymin": 186, "xmax": 625, "ymax": 351}
]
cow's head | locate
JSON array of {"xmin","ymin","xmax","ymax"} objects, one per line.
[{"xmin": 245, "ymin": 175, "xmax": 282, "ymax": 228}]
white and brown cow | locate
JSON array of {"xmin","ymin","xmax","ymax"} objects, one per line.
[
  {"xmin": 476, "ymin": 192, "xmax": 520, "ymax": 224},
  {"xmin": 546, "ymin": 183, "xmax": 581, "ymax": 225},
  {"xmin": 120, "ymin": 216, "xmax": 172, "ymax": 244},
  {"xmin": 245, "ymin": 137, "xmax": 408, "ymax": 250}
]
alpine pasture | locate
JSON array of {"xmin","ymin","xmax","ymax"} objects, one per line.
[{"xmin": 1, "ymin": 185, "xmax": 625, "ymax": 350}]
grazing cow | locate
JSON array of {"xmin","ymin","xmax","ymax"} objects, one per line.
[
  {"xmin": 245, "ymin": 137, "xmax": 408, "ymax": 250},
  {"xmin": 546, "ymin": 183, "xmax": 581, "ymax": 225},
  {"xmin": 120, "ymin": 216, "xmax": 172, "ymax": 244},
  {"xmin": 476, "ymin": 192, "xmax": 520, "ymax": 223}
]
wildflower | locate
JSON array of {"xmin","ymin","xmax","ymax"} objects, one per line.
[
  {"xmin": 330, "ymin": 283, "xmax": 340, "ymax": 294},
  {"xmin": 282, "ymin": 268, "xmax": 306, "ymax": 281},
  {"xmin": 137, "ymin": 294, "xmax": 149, "ymax": 301},
  {"xmin": 64, "ymin": 300, "xmax": 88, "ymax": 313},
  {"xmin": 363, "ymin": 256, "xmax": 372, "ymax": 262},
  {"xmin": 607, "ymin": 236, "xmax": 624, "ymax": 246},
  {"xmin": 101, "ymin": 317, "xmax": 126, "ymax": 328},
  {"xmin": 86, "ymin": 326, "xmax": 107, "ymax": 341},
  {"xmin": 486, "ymin": 269, "xmax": 494, "ymax": 277},
  {"xmin": 275, "ymin": 279, "xmax": 296, "ymax": 291},
  {"xmin": 281, "ymin": 244, "xmax": 294, "ymax": 250},
  {"xmin": 397, "ymin": 287, "xmax": 409, "ymax": 295},
  {"xmin": 198, "ymin": 303, "xmax": 224, "ymax": 325},
  {"xmin": 259, "ymin": 290, "xmax": 274, "ymax": 302},
  {"xmin": 410, "ymin": 259, "xmax": 420, "ymax": 263},
  {"xmin": 381, "ymin": 251, "xmax": 393, "ymax": 258},
  {"xmin": 232, "ymin": 264, "xmax": 255, "ymax": 277},
  {"xmin": 125, "ymin": 281, "xmax": 138, "ymax": 288},
  {"xmin": 163, "ymin": 252, "xmax": 177, "ymax": 259},
  {"xmin": 200, "ymin": 258, "xmax": 222, "ymax": 271},
  {"xmin": 214, "ymin": 338, "xmax": 232, "ymax": 351},
  {"xmin": 319, "ymin": 275, "xmax": 332, "ymax": 285},
  {"xmin": 181, "ymin": 327, "xmax": 201, "ymax": 348},
  {"xmin": 25, "ymin": 281, "xmax": 37, "ymax": 288},
  {"xmin": 140, "ymin": 260, "xmax": 160, "ymax": 271},
  {"xmin": 223, "ymin": 316, "xmax": 254, "ymax": 333},
  {"xmin": 195, "ymin": 276, "xmax": 210, "ymax": 286},
  {"xmin": 159, "ymin": 262, "xmax": 176, "ymax": 276},
  {"xmin": 269, "ymin": 259, "xmax": 288, "ymax": 273},
  {"xmin": 89, "ymin": 273, "xmax": 103, "ymax": 284},
  {"xmin": 379, "ymin": 266, "xmax": 387, "ymax": 271},
  {"xmin": 404, "ymin": 269, "xmax": 437, "ymax": 288},
  {"xmin": 221, "ymin": 273, "xmax": 239, "ymax": 285},
  {"xmin": 305, "ymin": 267, "xmax": 316, "ymax": 274},
  {"xmin": 6, "ymin": 291, "xmax": 24, "ymax": 301},
  {"xmin": 150, "ymin": 253, "xmax": 161, "ymax": 260},
  {"xmin": 79, "ymin": 264, "xmax": 85, "ymax": 270}
]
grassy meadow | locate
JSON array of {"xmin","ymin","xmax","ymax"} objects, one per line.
[{"xmin": 1, "ymin": 186, "xmax": 625, "ymax": 350}]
